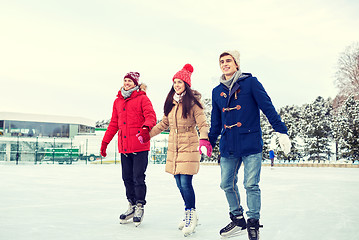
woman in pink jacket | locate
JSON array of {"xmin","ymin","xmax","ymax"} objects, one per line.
[{"xmin": 100, "ymin": 72, "xmax": 156, "ymax": 227}]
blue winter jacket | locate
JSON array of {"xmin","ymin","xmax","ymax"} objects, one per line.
[{"xmin": 208, "ymin": 73, "xmax": 287, "ymax": 158}]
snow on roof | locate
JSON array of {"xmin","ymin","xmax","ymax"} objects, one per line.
[{"xmin": 0, "ymin": 112, "xmax": 95, "ymax": 127}]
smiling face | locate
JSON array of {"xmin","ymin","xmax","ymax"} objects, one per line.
[
  {"xmin": 123, "ymin": 78, "xmax": 136, "ymax": 91},
  {"xmin": 173, "ymin": 78, "xmax": 186, "ymax": 95},
  {"xmin": 219, "ymin": 54, "xmax": 239, "ymax": 80}
]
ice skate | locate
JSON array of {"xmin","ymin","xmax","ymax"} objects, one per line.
[
  {"xmin": 119, "ymin": 202, "xmax": 135, "ymax": 224},
  {"xmin": 247, "ymin": 218, "xmax": 263, "ymax": 240},
  {"xmin": 133, "ymin": 203, "xmax": 144, "ymax": 227},
  {"xmin": 219, "ymin": 213, "xmax": 247, "ymax": 238},
  {"xmin": 178, "ymin": 210, "xmax": 199, "ymax": 230},
  {"xmin": 182, "ymin": 208, "xmax": 198, "ymax": 237}
]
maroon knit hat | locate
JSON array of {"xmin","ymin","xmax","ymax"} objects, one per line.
[
  {"xmin": 124, "ymin": 72, "xmax": 140, "ymax": 86},
  {"xmin": 172, "ymin": 64, "xmax": 194, "ymax": 87}
]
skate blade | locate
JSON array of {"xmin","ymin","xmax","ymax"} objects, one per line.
[
  {"xmin": 134, "ymin": 216, "xmax": 144, "ymax": 227},
  {"xmin": 220, "ymin": 230, "xmax": 246, "ymax": 239},
  {"xmin": 183, "ymin": 230, "xmax": 196, "ymax": 237},
  {"xmin": 134, "ymin": 222, "xmax": 142, "ymax": 227},
  {"xmin": 119, "ymin": 219, "xmax": 133, "ymax": 224}
]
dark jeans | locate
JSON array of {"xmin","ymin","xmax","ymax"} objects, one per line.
[
  {"xmin": 174, "ymin": 174, "xmax": 195, "ymax": 209},
  {"xmin": 121, "ymin": 151, "xmax": 148, "ymax": 205}
]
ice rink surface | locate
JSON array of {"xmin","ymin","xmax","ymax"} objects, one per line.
[{"xmin": 1, "ymin": 163, "xmax": 358, "ymax": 240}]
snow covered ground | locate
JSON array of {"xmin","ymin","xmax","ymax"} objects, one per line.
[{"xmin": 1, "ymin": 163, "xmax": 358, "ymax": 240}]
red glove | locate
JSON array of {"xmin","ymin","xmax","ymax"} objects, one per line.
[
  {"xmin": 100, "ymin": 141, "xmax": 109, "ymax": 157},
  {"xmin": 136, "ymin": 127, "xmax": 150, "ymax": 144},
  {"xmin": 199, "ymin": 139, "xmax": 212, "ymax": 157}
]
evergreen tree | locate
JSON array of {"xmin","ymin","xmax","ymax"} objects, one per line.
[
  {"xmin": 337, "ymin": 96, "xmax": 359, "ymax": 161},
  {"xmin": 330, "ymin": 110, "xmax": 342, "ymax": 161},
  {"xmin": 260, "ymin": 112, "xmax": 271, "ymax": 159},
  {"xmin": 301, "ymin": 96, "xmax": 332, "ymax": 162},
  {"xmin": 278, "ymin": 105, "xmax": 301, "ymax": 161},
  {"xmin": 202, "ymin": 98, "xmax": 220, "ymax": 162}
]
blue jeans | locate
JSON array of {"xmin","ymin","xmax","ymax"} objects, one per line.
[
  {"xmin": 174, "ymin": 174, "xmax": 195, "ymax": 209},
  {"xmin": 220, "ymin": 152, "xmax": 262, "ymax": 219}
]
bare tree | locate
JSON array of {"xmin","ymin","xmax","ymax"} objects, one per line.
[{"xmin": 335, "ymin": 42, "xmax": 359, "ymax": 97}]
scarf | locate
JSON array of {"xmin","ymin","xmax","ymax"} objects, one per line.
[
  {"xmin": 121, "ymin": 86, "xmax": 139, "ymax": 99},
  {"xmin": 173, "ymin": 91, "xmax": 186, "ymax": 103},
  {"xmin": 219, "ymin": 70, "xmax": 243, "ymax": 90}
]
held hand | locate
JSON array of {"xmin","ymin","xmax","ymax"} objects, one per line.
[
  {"xmin": 275, "ymin": 132, "xmax": 291, "ymax": 155},
  {"xmin": 136, "ymin": 127, "xmax": 150, "ymax": 144},
  {"xmin": 100, "ymin": 141, "xmax": 109, "ymax": 157},
  {"xmin": 136, "ymin": 133, "xmax": 143, "ymax": 144},
  {"xmin": 199, "ymin": 139, "xmax": 213, "ymax": 157}
]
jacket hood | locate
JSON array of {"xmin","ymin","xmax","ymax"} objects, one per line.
[
  {"xmin": 192, "ymin": 90, "xmax": 202, "ymax": 101},
  {"xmin": 172, "ymin": 89, "xmax": 202, "ymax": 106},
  {"xmin": 237, "ymin": 73, "xmax": 252, "ymax": 82},
  {"xmin": 139, "ymin": 83, "xmax": 147, "ymax": 92}
]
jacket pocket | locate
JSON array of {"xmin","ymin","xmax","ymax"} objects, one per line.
[{"xmin": 238, "ymin": 130, "xmax": 262, "ymax": 154}]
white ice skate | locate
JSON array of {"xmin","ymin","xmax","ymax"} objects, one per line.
[
  {"xmin": 182, "ymin": 209, "xmax": 198, "ymax": 237},
  {"xmin": 178, "ymin": 210, "xmax": 199, "ymax": 230}
]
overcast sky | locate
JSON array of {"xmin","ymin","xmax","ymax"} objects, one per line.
[{"xmin": 1, "ymin": 0, "xmax": 359, "ymax": 122}]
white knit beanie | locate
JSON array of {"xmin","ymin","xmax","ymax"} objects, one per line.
[{"xmin": 220, "ymin": 50, "xmax": 240, "ymax": 67}]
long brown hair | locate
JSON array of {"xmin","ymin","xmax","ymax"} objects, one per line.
[{"xmin": 163, "ymin": 83, "xmax": 203, "ymax": 118}]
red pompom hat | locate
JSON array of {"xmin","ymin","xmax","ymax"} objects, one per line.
[
  {"xmin": 124, "ymin": 72, "xmax": 140, "ymax": 86},
  {"xmin": 172, "ymin": 64, "xmax": 194, "ymax": 87}
]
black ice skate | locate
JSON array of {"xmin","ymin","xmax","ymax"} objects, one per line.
[
  {"xmin": 119, "ymin": 202, "xmax": 135, "ymax": 224},
  {"xmin": 220, "ymin": 213, "xmax": 247, "ymax": 238},
  {"xmin": 247, "ymin": 218, "xmax": 263, "ymax": 240},
  {"xmin": 133, "ymin": 203, "xmax": 144, "ymax": 227}
]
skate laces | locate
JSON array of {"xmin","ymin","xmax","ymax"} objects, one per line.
[
  {"xmin": 134, "ymin": 204, "xmax": 144, "ymax": 218},
  {"xmin": 223, "ymin": 221, "xmax": 237, "ymax": 231},
  {"xmin": 248, "ymin": 221, "xmax": 263, "ymax": 238},
  {"xmin": 184, "ymin": 209, "xmax": 193, "ymax": 227},
  {"xmin": 248, "ymin": 227, "xmax": 258, "ymax": 239},
  {"xmin": 124, "ymin": 203, "xmax": 135, "ymax": 215}
]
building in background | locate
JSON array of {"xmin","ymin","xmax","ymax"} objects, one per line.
[
  {"xmin": 0, "ymin": 112, "xmax": 95, "ymax": 138},
  {"xmin": 0, "ymin": 112, "xmax": 118, "ymax": 163}
]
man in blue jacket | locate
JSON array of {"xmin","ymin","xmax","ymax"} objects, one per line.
[{"xmin": 206, "ymin": 50, "xmax": 291, "ymax": 240}]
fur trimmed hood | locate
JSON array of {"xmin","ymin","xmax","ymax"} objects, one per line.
[
  {"xmin": 192, "ymin": 90, "xmax": 201, "ymax": 101},
  {"xmin": 119, "ymin": 83, "xmax": 147, "ymax": 93},
  {"xmin": 117, "ymin": 83, "xmax": 148, "ymax": 98},
  {"xmin": 139, "ymin": 83, "xmax": 147, "ymax": 92}
]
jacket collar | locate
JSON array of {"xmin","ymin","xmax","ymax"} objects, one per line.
[
  {"xmin": 117, "ymin": 88, "xmax": 145, "ymax": 100},
  {"xmin": 223, "ymin": 73, "xmax": 252, "ymax": 106}
]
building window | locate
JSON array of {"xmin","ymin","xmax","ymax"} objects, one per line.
[
  {"xmin": 79, "ymin": 124, "xmax": 95, "ymax": 134},
  {"xmin": 4, "ymin": 121, "xmax": 70, "ymax": 138}
]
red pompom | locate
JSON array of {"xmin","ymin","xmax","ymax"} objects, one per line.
[{"xmin": 183, "ymin": 64, "xmax": 193, "ymax": 73}]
